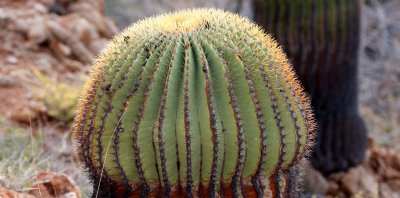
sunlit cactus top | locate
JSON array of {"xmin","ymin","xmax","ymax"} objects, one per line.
[{"xmin": 73, "ymin": 8, "xmax": 315, "ymax": 198}]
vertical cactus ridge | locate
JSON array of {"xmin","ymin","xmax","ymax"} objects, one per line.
[
  {"xmin": 137, "ymin": 38, "xmax": 179, "ymax": 196},
  {"xmin": 117, "ymin": 39, "xmax": 171, "ymax": 195},
  {"xmin": 207, "ymin": 19, "xmax": 313, "ymax": 174},
  {"xmin": 73, "ymin": 8, "xmax": 315, "ymax": 197},
  {"xmin": 176, "ymin": 36, "xmax": 195, "ymax": 196},
  {"xmin": 254, "ymin": 0, "xmax": 364, "ymax": 175},
  {"xmin": 190, "ymin": 36, "xmax": 225, "ymax": 197},
  {"xmin": 135, "ymin": 40, "xmax": 176, "ymax": 195},
  {"xmin": 154, "ymin": 35, "xmax": 184, "ymax": 197}
]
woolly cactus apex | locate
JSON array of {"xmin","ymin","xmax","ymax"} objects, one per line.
[{"xmin": 73, "ymin": 8, "xmax": 315, "ymax": 198}]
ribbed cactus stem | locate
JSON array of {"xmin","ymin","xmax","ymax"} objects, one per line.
[
  {"xmin": 73, "ymin": 8, "xmax": 315, "ymax": 197},
  {"xmin": 253, "ymin": 0, "xmax": 366, "ymax": 175}
]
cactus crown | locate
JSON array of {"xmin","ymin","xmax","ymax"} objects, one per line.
[{"xmin": 73, "ymin": 8, "xmax": 315, "ymax": 197}]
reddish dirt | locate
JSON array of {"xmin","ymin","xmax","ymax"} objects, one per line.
[{"xmin": 0, "ymin": 0, "xmax": 117, "ymax": 126}]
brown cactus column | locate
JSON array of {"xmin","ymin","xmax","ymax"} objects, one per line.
[{"xmin": 253, "ymin": 0, "xmax": 367, "ymax": 175}]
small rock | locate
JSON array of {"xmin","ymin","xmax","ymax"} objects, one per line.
[
  {"xmin": 387, "ymin": 179, "xmax": 400, "ymax": 192},
  {"xmin": 335, "ymin": 191, "xmax": 347, "ymax": 198},
  {"xmin": 27, "ymin": 19, "xmax": 49, "ymax": 45},
  {"xmin": 29, "ymin": 172, "xmax": 81, "ymax": 198},
  {"xmin": 326, "ymin": 181, "xmax": 339, "ymax": 195},
  {"xmin": 35, "ymin": 57, "xmax": 53, "ymax": 73},
  {"xmin": 6, "ymin": 55, "xmax": 18, "ymax": 64},
  {"xmin": 46, "ymin": 20, "xmax": 94, "ymax": 64},
  {"xmin": 33, "ymin": 3, "xmax": 48, "ymax": 14},
  {"xmin": 327, "ymin": 171, "xmax": 346, "ymax": 182},
  {"xmin": 62, "ymin": 59, "xmax": 84, "ymax": 72},
  {"xmin": 302, "ymin": 193, "xmax": 326, "ymax": 198},
  {"xmin": 58, "ymin": 14, "xmax": 99, "ymax": 45},
  {"xmin": 10, "ymin": 107, "xmax": 38, "ymax": 123},
  {"xmin": 380, "ymin": 183, "xmax": 400, "ymax": 198},
  {"xmin": 369, "ymin": 145, "xmax": 400, "ymax": 180},
  {"xmin": 303, "ymin": 165, "xmax": 329, "ymax": 195},
  {"xmin": 64, "ymin": 191, "xmax": 79, "ymax": 198},
  {"xmin": 50, "ymin": 41, "xmax": 72, "ymax": 57},
  {"xmin": 0, "ymin": 186, "xmax": 35, "ymax": 198},
  {"xmin": 0, "ymin": 76, "xmax": 13, "ymax": 86},
  {"xmin": 69, "ymin": 2, "xmax": 118, "ymax": 38},
  {"xmin": 341, "ymin": 166, "xmax": 378, "ymax": 198},
  {"xmin": 382, "ymin": 167, "xmax": 400, "ymax": 180}
]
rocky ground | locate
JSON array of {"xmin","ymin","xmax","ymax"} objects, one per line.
[
  {"xmin": 0, "ymin": 0, "xmax": 399, "ymax": 198},
  {"xmin": 0, "ymin": 0, "xmax": 117, "ymax": 123},
  {"xmin": 0, "ymin": 172, "xmax": 81, "ymax": 198},
  {"xmin": 0, "ymin": 0, "xmax": 117, "ymax": 197},
  {"xmin": 304, "ymin": 139, "xmax": 400, "ymax": 198},
  {"xmin": 359, "ymin": 0, "xmax": 400, "ymax": 149}
]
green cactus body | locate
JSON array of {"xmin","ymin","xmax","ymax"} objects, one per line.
[{"xmin": 73, "ymin": 8, "xmax": 315, "ymax": 198}]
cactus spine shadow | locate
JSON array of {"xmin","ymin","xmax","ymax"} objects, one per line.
[{"xmin": 73, "ymin": 8, "xmax": 315, "ymax": 197}]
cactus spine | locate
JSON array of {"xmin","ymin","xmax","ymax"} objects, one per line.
[
  {"xmin": 73, "ymin": 8, "xmax": 315, "ymax": 197},
  {"xmin": 253, "ymin": 0, "xmax": 366, "ymax": 175}
]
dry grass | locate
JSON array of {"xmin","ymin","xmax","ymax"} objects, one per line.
[
  {"xmin": 0, "ymin": 117, "xmax": 92, "ymax": 196},
  {"xmin": 0, "ymin": 117, "xmax": 43, "ymax": 191}
]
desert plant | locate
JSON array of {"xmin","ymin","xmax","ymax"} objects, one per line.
[
  {"xmin": 73, "ymin": 8, "xmax": 315, "ymax": 197},
  {"xmin": 31, "ymin": 68, "xmax": 81, "ymax": 122},
  {"xmin": 253, "ymin": 0, "xmax": 367, "ymax": 175}
]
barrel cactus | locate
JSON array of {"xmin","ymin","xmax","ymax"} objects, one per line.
[
  {"xmin": 73, "ymin": 8, "xmax": 315, "ymax": 197},
  {"xmin": 253, "ymin": 0, "xmax": 366, "ymax": 175}
]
